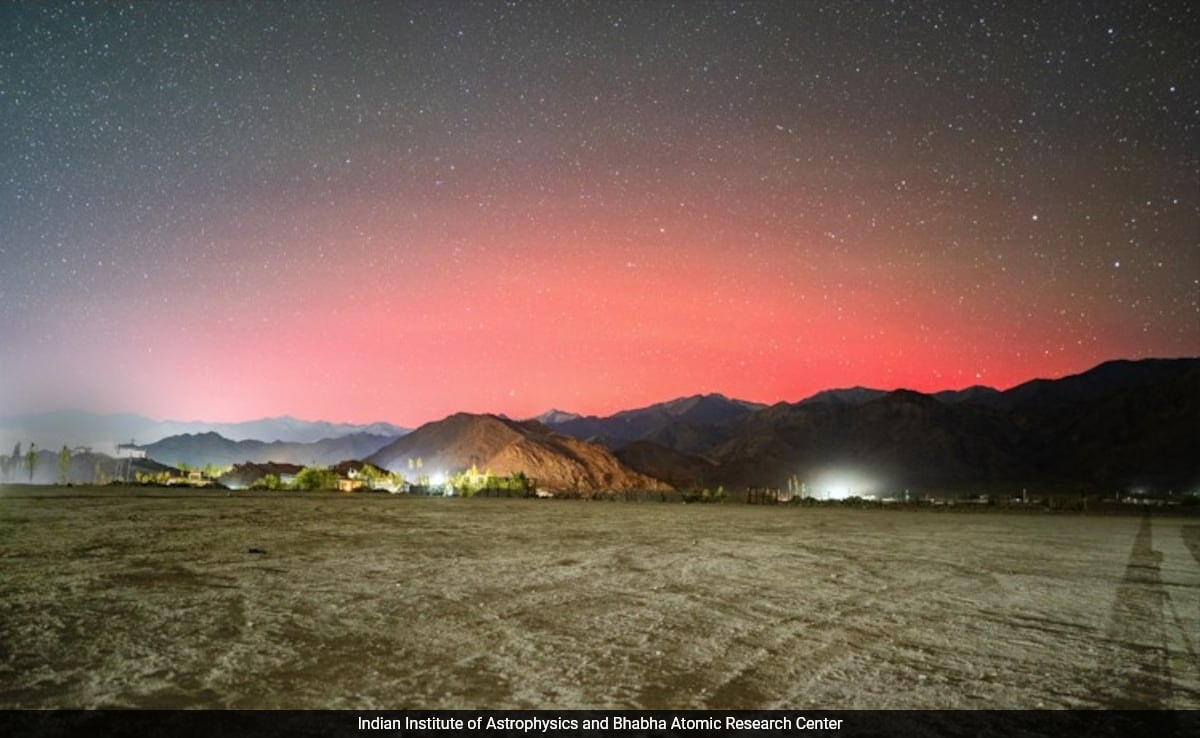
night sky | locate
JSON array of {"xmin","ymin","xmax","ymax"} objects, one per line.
[{"xmin": 2, "ymin": 1, "xmax": 1197, "ymax": 426}]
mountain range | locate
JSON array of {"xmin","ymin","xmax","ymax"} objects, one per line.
[
  {"xmin": 535, "ymin": 358, "xmax": 1199, "ymax": 494},
  {"xmin": 137, "ymin": 431, "xmax": 398, "ymax": 468},
  {"xmin": 544, "ymin": 393, "xmax": 767, "ymax": 448},
  {"xmin": 2, "ymin": 358, "xmax": 1196, "ymax": 494},
  {"xmin": 0, "ymin": 411, "xmax": 409, "ymax": 453}
]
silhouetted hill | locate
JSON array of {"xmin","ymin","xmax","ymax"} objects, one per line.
[
  {"xmin": 795, "ymin": 386, "xmax": 889, "ymax": 407},
  {"xmin": 366, "ymin": 413, "xmax": 664, "ymax": 492},
  {"xmin": 0, "ymin": 410, "xmax": 408, "ymax": 451},
  {"xmin": 547, "ymin": 393, "xmax": 766, "ymax": 446},
  {"xmin": 702, "ymin": 358, "xmax": 1200, "ymax": 493},
  {"xmin": 640, "ymin": 419, "xmax": 739, "ymax": 457},
  {"xmin": 987, "ymin": 358, "xmax": 1196, "ymax": 413},
  {"xmin": 612, "ymin": 440, "xmax": 720, "ymax": 489},
  {"xmin": 141, "ymin": 431, "xmax": 396, "ymax": 468},
  {"xmin": 932, "ymin": 385, "xmax": 1003, "ymax": 404},
  {"xmin": 709, "ymin": 389, "xmax": 1031, "ymax": 490},
  {"xmin": 564, "ymin": 358, "xmax": 1199, "ymax": 494},
  {"xmin": 798, "ymin": 384, "xmax": 1004, "ymax": 408},
  {"xmin": 1004, "ymin": 359, "xmax": 1200, "ymax": 490}
]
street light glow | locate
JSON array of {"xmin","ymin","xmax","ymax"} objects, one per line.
[{"xmin": 809, "ymin": 468, "xmax": 884, "ymax": 500}]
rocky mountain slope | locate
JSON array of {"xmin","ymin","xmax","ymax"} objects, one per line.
[{"xmin": 367, "ymin": 413, "xmax": 665, "ymax": 492}]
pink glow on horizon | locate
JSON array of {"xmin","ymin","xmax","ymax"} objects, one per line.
[{"xmin": 8, "ymin": 195, "xmax": 1179, "ymax": 427}]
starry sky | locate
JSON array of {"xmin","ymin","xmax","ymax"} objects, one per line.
[{"xmin": 1, "ymin": 1, "xmax": 1197, "ymax": 426}]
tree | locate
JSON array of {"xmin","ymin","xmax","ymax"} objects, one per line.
[
  {"xmin": 358, "ymin": 464, "xmax": 385, "ymax": 485},
  {"xmin": 57, "ymin": 445, "xmax": 71, "ymax": 485},
  {"xmin": 26, "ymin": 443, "xmax": 37, "ymax": 482},
  {"xmin": 510, "ymin": 471, "xmax": 531, "ymax": 495},
  {"xmin": 295, "ymin": 466, "xmax": 337, "ymax": 491},
  {"xmin": 250, "ymin": 474, "xmax": 281, "ymax": 491},
  {"xmin": 4, "ymin": 442, "xmax": 20, "ymax": 479}
]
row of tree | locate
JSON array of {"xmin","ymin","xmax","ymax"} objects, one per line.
[
  {"xmin": 247, "ymin": 465, "xmax": 390, "ymax": 491},
  {"xmin": 0, "ymin": 443, "xmax": 74, "ymax": 484},
  {"xmin": 447, "ymin": 466, "xmax": 533, "ymax": 497},
  {"xmin": 240, "ymin": 463, "xmax": 536, "ymax": 495}
]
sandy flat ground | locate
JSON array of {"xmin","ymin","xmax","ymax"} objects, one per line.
[{"xmin": 0, "ymin": 486, "xmax": 1197, "ymax": 710}]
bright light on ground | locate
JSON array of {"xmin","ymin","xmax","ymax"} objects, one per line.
[{"xmin": 809, "ymin": 468, "xmax": 885, "ymax": 500}]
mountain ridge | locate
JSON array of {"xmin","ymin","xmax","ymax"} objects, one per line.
[
  {"xmin": 3, "ymin": 357, "xmax": 1195, "ymax": 494},
  {"xmin": 543, "ymin": 392, "xmax": 768, "ymax": 447},
  {"xmin": 139, "ymin": 431, "xmax": 398, "ymax": 468},
  {"xmin": 609, "ymin": 358, "xmax": 1200, "ymax": 494},
  {"xmin": 0, "ymin": 411, "xmax": 409, "ymax": 452}
]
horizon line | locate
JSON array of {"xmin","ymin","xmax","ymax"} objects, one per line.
[{"xmin": 2, "ymin": 355, "xmax": 1193, "ymax": 429}]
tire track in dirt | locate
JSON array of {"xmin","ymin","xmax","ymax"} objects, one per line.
[
  {"xmin": 692, "ymin": 560, "xmax": 973, "ymax": 709},
  {"xmin": 1097, "ymin": 512, "xmax": 1173, "ymax": 709},
  {"xmin": 1183, "ymin": 526, "xmax": 1200, "ymax": 567},
  {"xmin": 1184, "ymin": 526, "xmax": 1200, "ymax": 644},
  {"xmin": 1163, "ymin": 525, "xmax": 1200, "ymax": 709}
]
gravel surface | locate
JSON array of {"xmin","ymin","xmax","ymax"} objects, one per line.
[{"xmin": 1, "ymin": 487, "xmax": 1197, "ymax": 709}]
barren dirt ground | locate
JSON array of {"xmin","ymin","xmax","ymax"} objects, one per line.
[{"xmin": 1, "ymin": 486, "xmax": 1197, "ymax": 709}]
